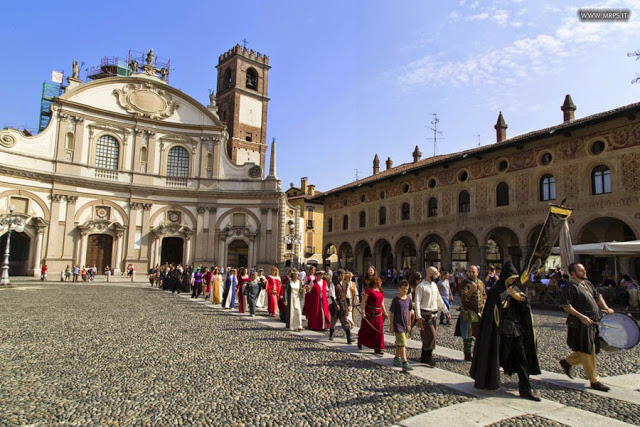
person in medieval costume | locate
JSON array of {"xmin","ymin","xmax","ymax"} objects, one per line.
[
  {"xmin": 266, "ymin": 266, "xmax": 282, "ymax": 317},
  {"xmin": 328, "ymin": 269, "xmax": 353, "ymax": 343},
  {"xmin": 222, "ymin": 268, "xmax": 237, "ymax": 309},
  {"xmin": 357, "ymin": 274, "xmax": 388, "ymax": 354},
  {"xmin": 284, "ymin": 269, "xmax": 305, "ymax": 331},
  {"xmin": 256, "ymin": 269, "xmax": 267, "ymax": 308},
  {"xmin": 237, "ymin": 267, "xmax": 250, "ymax": 313},
  {"xmin": 244, "ymin": 272, "xmax": 261, "ymax": 316},
  {"xmin": 303, "ymin": 270, "xmax": 330, "ymax": 331},
  {"xmin": 470, "ymin": 261, "xmax": 542, "ymax": 401},
  {"xmin": 455, "ymin": 265, "xmax": 487, "ymax": 361},
  {"xmin": 211, "ymin": 267, "xmax": 222, "ymax": 304}
]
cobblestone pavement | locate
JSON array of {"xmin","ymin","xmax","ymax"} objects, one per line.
[
  {"xmin": 1, "ymin": 278, "xmax": 638, "ymax": 426},
  {"xmin": 0, "ymin": 280, "xmax": 470, "ymax": 426}
]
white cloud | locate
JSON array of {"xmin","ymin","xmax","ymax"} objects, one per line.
[
  {"xmin": 493, "ymin": 9, "xmax": 509, "ymax": 25},
  {"xmin": 448, "ymin": 10, "xmax": 461, "ymax": 22},
  {"xmin": 468, "ymin": 12, "xmax": 489, "ymax": 21}
]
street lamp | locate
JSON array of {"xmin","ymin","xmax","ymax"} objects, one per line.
[
  {"xmin": 283, "ymin": 223, "xmax": 301, "ymax": 269},
  {"xmin": 0, "ymin": 204, "xmax": 25, "ymax": 286}
]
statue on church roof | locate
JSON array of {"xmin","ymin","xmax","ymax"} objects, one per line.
[
  {"xmin": 146, "ymin": 48, "xmax": 154, "ymax": 66},
  {"xmin": 72, "ymin": 59, "xmax": 80, "ymax": 79}
]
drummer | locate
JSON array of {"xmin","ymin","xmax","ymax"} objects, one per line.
[{"xmin": 559, "ymin": 263, "xmax": 614, "ymax": 392}]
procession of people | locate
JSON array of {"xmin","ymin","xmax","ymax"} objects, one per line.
[{"xmin": 144, "ymin": 260, "xmax": 635, "ymax": 399}]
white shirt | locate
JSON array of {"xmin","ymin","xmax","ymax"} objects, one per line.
[{"xmin": 415, "ymin": 279, "xmax": 449, "ymax": 319}]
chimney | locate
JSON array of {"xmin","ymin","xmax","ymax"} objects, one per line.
[
  {"xmin": 301, "ymin": 177, "xmax": 308, "ymax": 194},
  {"xmin": 561, "ymin": 94, "xmax": 576, "ymax": 123},
  {"xmin": 307, "ymin": 184, "xmax": 315, "ymax": 195},
  {"xmin": 495, "ymin": 111, "xmax": 508, "ymax": 143},
  {"xmin": 373, "ymin": 154, "xmax": 380, "ymax": 175},
  {"xmin": 412, "ymin": 145, "xmax": 422, "ymax": 163},
  {"xmin": 386, "ymin": 157, "xmax": 393, "ymax": 170}
]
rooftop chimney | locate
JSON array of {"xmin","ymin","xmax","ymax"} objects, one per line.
[
  {"xmin": 373, "ymin": 154, "xmax": 380, "ymax": 175},
  {"xmin": 386, "ymin": 157, "xmax": 393, "ymax": 170},
  {"xmin": 561, "ymin": 94, "xmax": 576, "ymax": 123},
  {"xmin": 301, "ymin": 177, "xmax": 308, "ymax": 194},
  {"xmin": 412, "ymin": 145, "xmax": 422, "ymax": 163},
  {"xmin": 495, "ymin": 112, "xmax": 508, "ymax": 143},
  {"xmin": 307, "ymin": 184, "xmax": 315, "ymax": 195}
]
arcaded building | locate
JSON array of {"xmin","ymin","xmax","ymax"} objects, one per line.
[
  {"xmin": 320, "ymin": 95, "xmax": 640, "ymax": 282},
  {"xmin": 0, "ymin": 46, "xmax": 297, "ymax": 277}
]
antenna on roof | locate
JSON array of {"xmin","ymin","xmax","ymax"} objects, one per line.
[
  {"xmin": 355, "ymin": 169, "xmax": 360, "ymax": 180},
  {"xmin": 627, "ymin": 49, "xmax": 640, "ymax": 83},
  {"xmin": 475, "ymin": 134, "xmax": 481, "ymax": 147},
  {"xmin": 426, "ymin": 113, "xmax": 444, "ymax": 157}
]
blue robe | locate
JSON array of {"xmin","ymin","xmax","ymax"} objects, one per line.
[{"xmin": 222, "ymin": 275, "xmax": 237, "ymax": 308}]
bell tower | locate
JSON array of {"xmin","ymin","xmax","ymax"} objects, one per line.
[{"xmin": 215, "ymin": 44, "xmax": 270, "ymax": 169}]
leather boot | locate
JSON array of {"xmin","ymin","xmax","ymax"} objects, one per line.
[
  {"xmin": 346, "ymin": 329, "xmax": 353, "ymax": 344},
  {"xmin": 420, "ymin": 350, "xmax": 428, "ymax": 364},
  {"xmin": 329, "ymin": 329, "xmax": 334, "ymax": 341},
  {"xmin": 463, "ymin": 339, "xmax": 473, "ymax": 361},
  {"xmin": 426, "ymin": 350, "xmax": 436, "ymax": 367}
]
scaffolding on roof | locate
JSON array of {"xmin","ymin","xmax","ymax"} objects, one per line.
[
  {"xmin": 86, "ymin": 49, "xmax": 171, "ymax": 82},
  {"xmin": 38, "ymin": 81, "xmax": 64, "ymax": 132}
]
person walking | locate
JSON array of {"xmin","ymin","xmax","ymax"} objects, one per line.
[
  {"xmin": 559, "ymin": 263, "xmax": 614, "ymax": 392},
  {"xmin": 415, "ymin": 267, "xmax": 450, "ymax": 367},
  {"xmin": 455, "ymin": 265, "xmax": 486, "ymax": 361},
  {"xmin": 244, "ymin": 272, "xmax": 261, "ymax": 316},
  {"xmin": 222, "ymin": 268, "xmax": 238, "ymax": 309},
  {"xmin": 284, "ymin": 268, "xmax": 305, "ymax": 331},
  {"xmin": 389, "ymin": 280, "xmax": 414, "ymax": 371},
  {"xmin": 303, "ymin": 270, "xmax": 330, "ymax": 331},
  {"xmin": 328, "ymin": 269, "xmax": 353, "ymax": 344},
  {"xmin": 438, "ymin": 271, "xmax": 454, "ymax": 325},
  {"xmin": 357, "ymin": 273, "xmax": 388, "ymax": 355},
  {"xmin": 470, "ymin": 261, "xmax": 541, "ymax": 401},
  {"xmin": 266, "ymin": 267, "xmax": 281, "ymax": 317}
]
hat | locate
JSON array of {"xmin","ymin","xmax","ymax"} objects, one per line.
[{"xmin": 502, "ymin": 261, "xmax": 519, "ymax": 286}]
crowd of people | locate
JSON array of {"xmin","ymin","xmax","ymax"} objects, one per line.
[{"xmin": 146, "ymin": 260, "xmax": 619, "ymax": 399}]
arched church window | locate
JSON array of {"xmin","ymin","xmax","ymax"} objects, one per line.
[
  {"xmin": 379, "ymin": 207, "xmax": 387, "ymax": 225},
  {"xmin": 540, "ymin": 175, "xmax": 555, "ymax": 201},
  {"xmin": 592, "ymin": 165, "xmax": 611, "ymax": 195},
  {"xmin": 246, "ymin": 68, "xmax": 258, "ymax": 90},
  {"xmin": 496, "ymin": 182, "xmax": 509, "ymax": 206},
  {"xmin": 167, "ymin": 146, "xmax": 190, "ymax": 177},
  {"xmin": 95, "ymin": 135, "xmax": 119, "ymax": 170},
  {"xmin": 224, "ymin": 69, "xmax": 233, "ymax": 89},
  {"xmin": 428, "ymin": 197, "xmax": 437, "ymax": 217},
  {"xmin": 458, "ymin": 190, "xmax": 470, "ymax": 213}
]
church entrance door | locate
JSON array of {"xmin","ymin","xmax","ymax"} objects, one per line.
[
  {"xmin": 161, "ymin": 237, "xmax": 184, "ymax": 266},
  {"xmin": 0, "ymin": 231, "xmax": 30, "ymax": 276},
  {"xmin": 86, "ymin": 234, "xmax": 113, "ymax": 271},
  {"xmin": 227, "ymin": 240, "xmax": 249, "ymax": 268}
]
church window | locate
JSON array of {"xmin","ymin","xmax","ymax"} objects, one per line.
[
  {"xmin": 379, "ymin": 207, "xmax": 386, "ymax": 225},
  {"xmin": 401, "ymin": 203, "xmax": 410, "ymax": 220},
  {"xmin": 496, "ymin": 182, "xmax": 509, "ymax": 206},
  {"xmin": 459, "ymin": 191, "xmax": 470, "ymax": 213},
  {"xmin": 95, "ymin": 135, "xmax": 119, "ymax": 170},
  {"xmin": 246, "ymin": 68, "xmax": 258, "ymax": 90},
  {"xmin": 167, "ymin": 146, "xmax": 190, "ymax": 177},
  {"xmin": 224, "ymin": 69, "xmax": 233, "ymax": 89},
  {"xmin": 428, "ymin": 197, "xmax": 437, "ymax": 217},
  {"xmin": 540, "ymin": 175, "xmax": 556, "ymax": 201},
  {"xmin": 592, "ymin": 165, "xmax": 611, "ymax": 195}
]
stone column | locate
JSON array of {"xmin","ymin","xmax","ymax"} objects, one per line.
[
  {"xmin": 62, "ymin": 196, "xmax": 78, "ymax": 260},
  {"xmin": 146, "ymin": 131, "xmax": 157, "ymax": 174},
  {"xmin": 184, "ymin": 235, "xmax": 192, "ymax": 265},
  {"xmin": 416, "ymin": 247, "xmax": 424, "ymax": 272},
  {"xmin": 141, "ymin": 204, "xmax": 152, "ymax": 262},
  {"xmin": 32, "ymin": 228, "xmax": 45, "ymax": 276},
  {"xmin": 72, "ymin": 116, "xmax": 85, "ymax": 164},
  {"xmin": 79, "ymin": 231, "xmax": 89, "ymax": 267},
  {"xmin": 207, "ymin": 207, "xmax": 217, "ymax": 262},
  {"xmin": 114, "ymin": 231, "xmax": 124, "ymax": 275},
  {"xmin": 126, "ymin": 203, "xmax": 140, "ymax": 263},
  {"xmin": 132, "ymin": 129, "xmax": 144, "ymax": 171},
  {"xmin": 46, "ymin": 194, "xmax": 64, "ymax": 259},
  {"xmin": 259, "ymin": 209, "xmax": 268, "ymax": 265},
  {"xmin": 55, "ymin": 113, "xmax": 70, "ymax": 161},
  {"xmin": 195, "ymin": 207, "xmax": 206, "ymax": 262}
]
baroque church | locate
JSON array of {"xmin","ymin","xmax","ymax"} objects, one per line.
[{"xmin": 0, "ymin": 45, "xmax": 297, "ymax": 276}]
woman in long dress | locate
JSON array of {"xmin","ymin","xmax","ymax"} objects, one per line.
[
  {"xmin": 304, "ymin": 270, "xmax": 330, "ymax": 331},
  {"xmin": 212, "ymin": 267, "xmax": 222, "ymax": 304},
  {"xmin": 266, "ymin": 266, "xmax": 282, "ymax": 316},
  {"xmin": 358, "ymin": 270, "xmax": 388, "ymax": 354},
  {"xmin": 237, "ymin": 267, "xmax": 250, "ymax": 313},
  {"xmin": 256, "ymin": 269, "xmax": 267, "ymax": 308},
  {"xmin": 284, "ymin": 268, "xmax": 305, "ymax": 330},
  {"xmin": 222, "ymin": 268, "xmax": 237, "ymax": 309}
]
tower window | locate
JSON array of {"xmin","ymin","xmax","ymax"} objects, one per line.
[
  {"xmin": 224, "ymin": 69, "xmax": 233, "ymax": 89},
  {"xmin": 428, "ymin": 197, "xmax": 437, "ymax": 217},
  {"xmin": 496, "ymin": 182, "xmax": 509, "ymax": 206},
  {"xmin": 592, "ymin": 165, "xmax": 611, "ymax": 195},
  {"xmin": 246, "ymin": 68, "xmax": 258, "ymax": 90},
  {"xmin": 459, "ymin": 190, "xmax": 470, "ymax": 213},
  {"xmin": 540, "ymin": 175, "xmax": 556, "ymax": 201}
]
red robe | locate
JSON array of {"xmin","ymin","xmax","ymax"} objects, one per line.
[
  {"xmin": 358, "ymin": 288, "xmax": 385, "ymax": 350},
  {"xmin": 237, "ymin": 275, "xmax": 250, "ymax": 313},
  {"xmin": 266, "ymin": 276, "xmax": 281, "ymax": 316},
  {"xmin": 305, "ymin": 278, "xmax": 330, "ymax": 331}
]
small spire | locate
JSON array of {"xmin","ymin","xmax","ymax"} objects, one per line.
[
  {"xmin": 268, "ymin": 138, "xmax": 277, "ymax": 177},
  {"xmin": 561, "ymin": 94, "xmax": 576, "ymax": 123},
  {"xmin": 412, "ymin": 145, "xmax": 422, "ymax": 163},
  {"xmin": 385, "ymin": 157, "xmax": 393, "ymax": 170},
  {"xmin": 494, "ymin": 112, "xmax": 508, "ymax": 143},
  {"xmin": 373, "ymin": 154, "xmax": 380, "ymax": 175}
]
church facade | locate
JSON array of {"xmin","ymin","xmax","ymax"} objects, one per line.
[
  {"xmin": 0, "ymin": 46, "xmax": 296, "ymax": 277},
  {"xmin": 320, "ymin": 96, "xmax": 640, "ymax": 282}
]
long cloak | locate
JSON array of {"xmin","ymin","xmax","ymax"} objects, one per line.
[
  {"xmin": 470, "ymin": 280, "xmax": 540, "ymax": 390},
  {"xmin": 222, "ymin": 275, "xmax": 237, "ymax": 308},
  {"xmin": 305, "ymin": 279, "xmax": 330, "ymax": 331}
]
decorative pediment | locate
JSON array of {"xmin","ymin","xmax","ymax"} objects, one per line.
[
  {"xmin": 113, "ymin": 82, "xmax": 179, "ymax": 120},
  {"xmin": 88, "ymin": 122, "xmax": 131, "ymax": 137},
  {"xmin": 219, "ymin": 225, "xmax": 258, "ymax": 241},
  {"xmin": 152, "ymin": 223, "xmax": 193, "ymax": 238},
  {"xmin": 77, "ymin": 220, "xmax": 124, "ymax": 234},
  {"xmin": 160, "ymin": 134, "xmax": 197, "ymax": 150}
]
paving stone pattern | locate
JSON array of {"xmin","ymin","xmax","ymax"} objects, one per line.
[
  {"xmin": 0, "ymin": 283, "xmax": 472, "ymax": 426},
  {"xmin": 486, "ymin": 414, "xmax": 568, "ymax": 427}
]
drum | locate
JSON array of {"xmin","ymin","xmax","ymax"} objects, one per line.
[{"xmin": 598, "ymin": 313, "xmax": 640, "ymax": 351}]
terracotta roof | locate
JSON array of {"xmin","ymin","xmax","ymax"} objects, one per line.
[
  {"xmin": 321, "ymin": 101, "xmax": 640, "ymax": 198},
  {"xmin": 287, "ymin": 193, "xmax": 324, "ymax": 202}
]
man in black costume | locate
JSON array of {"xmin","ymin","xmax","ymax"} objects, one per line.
[{"xmin": 470, "ymin": 261, "xmax": 541, "ymax": 401}]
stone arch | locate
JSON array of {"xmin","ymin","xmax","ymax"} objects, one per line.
[
  {"xmin": 150, "ymin": 205, "xmax": 197, "ymax": 229},
  {"xmin": 420, "ymin": 233, "xmax": 448, "ymax": 271},
  {"xmin": 483, "ymin": 226, "xmax": 521, "ymax": 269},
  {"xmin": 0, "ymin": 189, "xmax": 50, "ymax": 221},
  {"xmin": 450, "ymin": 229, "xmax": 481, "ymax": 270},
  {"xmin": 354, "ymin": 239, "xmax": 373, "ymax": 275},
  {"xmin": 577, "ymin": 216, "xmax": 637, "ymax": 244},
  {"xmin": 395, "ymin": 235, "xmax": 417, "ymax": 273},
  {"xmin": 74, "ymin": 199, "xmax": 129, "ymax": 226},
  {"xmin": 214, "ymin": 207, "xmax": 261, "ymax": 232},
  {"xmin": 373, "ymin": 238, "xmax": 394, "ymax": 277},
  {"xmin": 338, "ymin": 241, "xmax": 354, "ymax": 271}
]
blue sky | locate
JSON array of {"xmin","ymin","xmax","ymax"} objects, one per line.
[{"xmin": 1, "ymin": 0, "xmax": 638, "ymax": 192}]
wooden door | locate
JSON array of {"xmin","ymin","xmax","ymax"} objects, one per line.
[{"xmin": 86, "ymin": 234, "xmax": 113, "ymax": 270}]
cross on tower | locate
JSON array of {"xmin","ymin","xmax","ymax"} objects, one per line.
[{"xmin": 241, "ymin": 38, "xmax": 249, "ymax": 49}]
